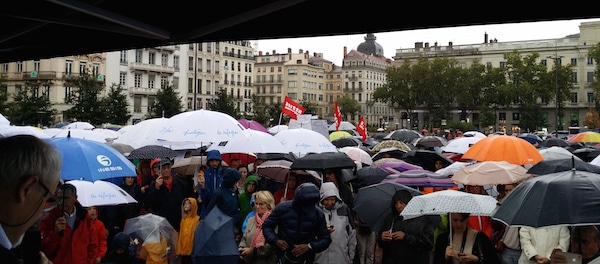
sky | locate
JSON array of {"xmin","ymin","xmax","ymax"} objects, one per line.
[{"xmin": 253, "ymin": 18, "xmax": 600, "ymax": 66}]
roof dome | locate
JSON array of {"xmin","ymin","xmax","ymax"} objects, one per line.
[{"xmin": 357, "ymin": 33, "xmax": 384, "ymax": 57}]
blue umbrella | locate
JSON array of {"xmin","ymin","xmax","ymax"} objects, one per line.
[
  {"xmin": 518, "ymin": 133, "xmax": 543, "ymax": 145},
  {"xmin": 191, "ymin": 207, "xmax": 239, "ymax": 262},
  {"xmin": 45, "ymin": 135, "xmax": 136, "ymax": 181}
]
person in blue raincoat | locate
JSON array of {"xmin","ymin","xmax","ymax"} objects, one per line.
[
  {"xmin": 198, "ymin": 149, "xmax": 223, "ymax": 218},
  {"xmin": 191, "ymin": 168, "xmax": 241, "ymax": 264}
]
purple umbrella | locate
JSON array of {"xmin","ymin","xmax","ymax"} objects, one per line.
[{"xmin": 237, "ymin": 119, "xmax": 269, "ymax": 133}]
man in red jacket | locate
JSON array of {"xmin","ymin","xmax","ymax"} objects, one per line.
[{"xmin": 39, "ymin": 183, "xmax": 99, "ymax": 264}]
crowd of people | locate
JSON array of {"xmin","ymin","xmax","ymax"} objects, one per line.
[{"xmin": 2, "ymin": 132, "xmax": 600, "ymax": 264}]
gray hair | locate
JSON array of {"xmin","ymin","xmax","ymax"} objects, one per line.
[{"xmin": 0, "ymin": 135, "xmax": 62, "ymax": 190}]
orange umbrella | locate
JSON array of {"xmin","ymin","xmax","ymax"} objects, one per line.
[
  {"xmin": 567, "ymin": 131, "xmax": 600, "ymax": 143},
  {"xmin": 462, "ymin": 135, "xmax": 543, "ymax": 165}
]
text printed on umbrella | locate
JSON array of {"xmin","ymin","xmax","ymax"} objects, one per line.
[{"xmin": 91, "ymin": 192, "xmax": 117, "ymax": 200}]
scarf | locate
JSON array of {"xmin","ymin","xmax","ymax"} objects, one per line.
[{"xmin": 250, "ymin": 211, "xmax": 271, "ymax": 248}]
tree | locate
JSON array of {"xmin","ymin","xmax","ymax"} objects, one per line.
[
  {"xmin": 8, "ymin": 85, "xmax": 55, "ymax": 126},
  {"xmin": 588, "ymin": 44, "xmax": 600, "ymax": 118},
  {"xmin": 63, "ymin": 71, "xmax": 105, "ymax": 125},
  {"xmin": 102, "ymin": 83, "xmax": 131, "ymax": 125},
  {"xmin": 208, "ymin": 88, "xmax": 239, "ymax": 119},
  {"xmin": 250, "ymin": 94, "xmax": 271, "ymax": 126},
  {"xmin": 336, "ymin": 94, "xmax": 361, "ymax": 120},
  {"xmin": 148, "ymin": 84, "xmax": 183, "ymax": 118},
  {"xmin": 583, "ymin": 107, "xmax": 600, "ymax": 129},
  {"xmin": 0, "ymin": 76, "xmax": 7, "ymax": 113},
  {"xmin": 299, "ymin": 99, "xmax": 318, "ymax": 117}
]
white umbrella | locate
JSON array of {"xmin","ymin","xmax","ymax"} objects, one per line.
[
  {"xmin": 1, "ymin": 125, "xmax": 49, "ymax": 138},
  {"xmin": 274, "ymin": 127, "xmax": 337, "ymax": 157},
  {"xmin": 51, "ymin": 128, "xmax": 109, "ymax": 143},
  {"xmin": 400, "ymin": 189, "xmax": 498, "ymax": 220},
  {"xmin": 463, "ymin": 131, "xmax": 487, "ymax": 138},
  {"xmin": 539, "ymin": 146, "xmax": 580, "ymax": 161},
  {"xmin": 67, "ymin": 180, "xmax": 138, "ymax": 207},
  {"xmin": 441, "ymin": 136, "xmax": 483, "ymax": 154},
  {"xmin": 268, "ymin": 125, "xmax": 288, "ymax": 135},
  {"xmin": 0, "ymin": 112, "xmax": 10, "ymax": 126},
  {"xmin": 206, "ymin": 129, "xmax": 288, "ymax": 154},
  {"xmin": 63, "ymin": 121, "xmax": 95, "ymax": 130},
  {"xmin": 338, "ymin": 146, "xmax": 373, "ymax": 166},
  {"xmin": 114, "ymin": 118, "xmax": 206, "ymax": 150},
  {"xmin": 92, "ymin": 128, "xmax": 121, "ymax": 140},
  {"xmin": 147, "ymin": 109, "xmax": 248, "ymax": 145},
  {"xmin": 328, "ymin": 121, "xmax": 356, "ymax": 131}
]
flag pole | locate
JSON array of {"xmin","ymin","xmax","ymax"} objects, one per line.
[{"xmin": 278, "ymin": 112, "xmax": 283, "ymax": 126}]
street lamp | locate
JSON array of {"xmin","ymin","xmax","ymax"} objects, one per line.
[{"xmin": 548, "ymin": 47, "xmax": 564, "ymax": 132}]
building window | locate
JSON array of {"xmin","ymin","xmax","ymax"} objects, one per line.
[
  {"xmin": 1, "ymin": 64, "xmax": 7, "ymax": 73},
  {"xmin": 587, "ymin": 57, "xmax": 594, "ymax": 65},
  {"xmin": 34, "ymin": 60, "xmax": 40, "ymax": 72},
  {"xmin": 161, "ymin": 76, "xmax": 168, "ymax": 88},
  {"xmin": 148, "ymin": 52, "xmax": 155, "ymax": 64},
  {"xmin": 570, "ymin": 92, "xmax": 578, "ymax": 103},
  {"xmin": 499, "ymin": 112, "xmax": 506, "ymax": 120},
  {"xmin": 134, "ymin": 96, "xmax": 141, "ymax": 113},
  {"xmin": 571, "ymin": 58, "xmax": 577, "ymax": 66},
  {"xmin": 119, "ymin": 72, "xmax": 127, "ymax": 86},
  {"xmin": 587, "ymin": 71, "xmax": 594, "ymax": 83},
  {"xmin": 64, "ymin": 86, "xmax": 72, "ymax": 102},
  {"xmin": 512, "ymin": 113, "xmax": 520, "ymax": 121},
  {"xmin": 134, "ymin": 74, "xmax": 141, "ymax": 88},
  {"xmin": 161, "ymin": 53, "xmax": 168, "ymax": 66},
  {"xmin": 79, "ymin": 62, "xmax": 87, "ymax": 73},
  {"xmin": 120, "ymin": 51, "xmax": 127, "ymax": 63},
  {"xmin": 173, "ymin": 55, "xmax": 179, "ymax": 71},
  {"xmin": 148, "ymin": 74, "xmax": 155, "ymax": 89},
  {"xmin": 93, "ymin": 63, "xmax": 99, "ymax": 76},
  {"xmin": 571, "ymin": 71, "xmax": 577, "ymax": 83},
  {"xmin": 65, "ymin": 60, "xmax": 72, "ymax": 75},
  {"xmin": 42, "ymin": 85, "xmax": 50, "ymax": 99},
  {"xmin": 135, "ymin": 49, "xmax": 142, "ymax": 63},
  {"xmin": 588, "ymin": 92, "xmax": 594, "ymax": 103}
]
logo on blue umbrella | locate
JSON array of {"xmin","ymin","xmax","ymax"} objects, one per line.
[{"xmin": 97, "ymin": 155, "xmax": 112, "ymax": 166}]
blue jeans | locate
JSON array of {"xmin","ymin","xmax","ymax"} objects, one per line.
[{"xmin": 500, "ymin": 247, "xmax": 521, "ymax": 264}]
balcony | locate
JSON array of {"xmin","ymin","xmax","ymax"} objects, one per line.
[
  {"xmin": 343, "ymin": 87, "xmax": 363, "ymax": 92},
  {"xmin": 128, "ymin": 87, "xmax": 158, "ymax": 95},
  {"xmin": 129, "ymin": 62, "xmax": 175, "ymax": 74},
  {"xmin": 23, "ymin": 71, "xmax": 58, "ymax": 80}
]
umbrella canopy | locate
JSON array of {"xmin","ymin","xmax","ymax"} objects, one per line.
[
  {"xmin": 123, "ymin": 213, "xmax": 178, "ymax": 261},
  {"xmin": 435, "ymin": 161, "xmax": 476, "ymax": 177},
  {"xmin": 568, "ymin": 131, "xmax": 600, "ymax": 143},
  {"xmin": 113, "ymin": 117, "xmax": 194, "ymax": 149},
  {"xmin": 527, "ymin": 157, "xmax": 600, "ymax": 175},
  {"xmin": 442, "ymin": 136, "xmax": 484, "ymax": 154},
  {"xmin": 45, "ymin": 136, "xmax": 137, "ymax": 181},
  {"xmin": 492, "ymin": 169, "xmax": 600, "ymax": 227},
  {"xmin": 1, "ymin": 125, "xmax": 49, "ymax": 138},
  {"xmin": 540, "ymin": 137, "xmax": 569, "ymax": 148},
  {"xmin": 371, "ymin": 147, "xmax": 407, "ymax": 162},
  {"xmin": 383, "ymin": 129, "xmax": 423, "ymax": 143},
  {"xmin": 462, "ymin": 135, "xmax": 544, "ymax": 165},
  {"xmin": 517, "ymin": 133, "xmax": 543, "ymax": 145},
  {"xmin": 237, "ymin": 119, "xmax": 269, "ymax": 133},
  {"xmin": 328, "ymin": 121, "xmax": 356, "ymax": 131},
  {"xmin": 413, "ymin": 136, "xmax": 448, "ymax": 149},
  {"xmin": 331, "ymin": 137, "xmax": 362, "ymax": 148},
  {"xmin": 106, "ymin": 142, "xmax": 135, "ymax": 155},
  {"xmin": 51, "ymin": 129, "xmax": 109, "ymax": 143},
  {"xmin": 538, "ymin": 146, "xmax": 580, "ymax": 160},
  {"xmin": 354, "ymin": 167, "xmax": 391, "ymax": 187},
  {"xmin": 147, "ymin": 109, "xmax": 248, "ymax": 145},
  {"xmin": 128, "ymin": 145, "xmax": 178, "ymax": 160},
  {"xmin": 191, "ymin": 207, "xmax": 239, "ymax": 257},
  {"xmin": 338, "ymin": 146, "xmax": 373, "ymax": 166},
  {"xmin": 451, "ymin": 161, "xmax": 531, "ymax": 185},
  {"xmin": 401, "ymin": 190, "xmax": 498, "ymax": 220},
  {"xmin": 268, "ymin": 125, "xmax": 288, "ymax": 135},
  {"xmin": 63, "ymin": 121, "xmax": 95, "ymax": 130},
  {"xmin": 67, "ymin": 179, "xmax": 138, "ymax": 207},
  {"xmin": 0, "ymin": 112, "xmax": 10, "ymax": 126},
  {"xmin": 400, "ymin": 149, "xmax": 454, "ymax": 172},
  {"xmin": 274, "ymin": 128, "xmax": 337, "ymax": 157},
  {"xmin": 206, "ymin": 128, "xmax": 288, "ymax": 154},
  {"xmin": 290, "ymin": 152, "xmax": 356, "ymax": 171},
  {"xmin": 255, "ymin": 159, "xmax": 321, "ymax": 185},
  {"xmin": 371, "ymin": 140, "xmax": 413, "ymax": 153},
  {"xmin": 382, "ymin": 169, "xmax": 456, "ymax": 188},
  {"xmin": 172, "ymin": 156, "xmax": 205, "ymax": 176},
  {"xmin": 376, "ymin": 159, "xmax": 423, "ymax": 174},
  {"xmin": 329, "ymin": 130, "xmax": 353, "ymax": 142},
  {"xmin": 463, "ymin": 131, "xmax": 487, "ymax": 138},
  {"xmin": 353, "ymin": 182, "xmax": 422, "ymax": 231}
]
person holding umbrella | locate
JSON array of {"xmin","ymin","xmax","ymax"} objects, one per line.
[
  {"xmin": 198, "ymin": 149, "xmax": 224, "ymax": 218},
  {"xmin": 550, "ymin": 225, "xmax": 600, "ymax": 264},
  {"xmin": 146, "ymin": 158, "xmax": 189, "ymax": 231}
]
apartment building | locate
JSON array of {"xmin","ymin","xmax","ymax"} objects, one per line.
[{"xmin": 392, "ymin": 21, "xmax": 600, "ymax": 133}]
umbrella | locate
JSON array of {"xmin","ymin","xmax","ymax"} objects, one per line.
[
  {"xmin": 462, "ymin": 135, "xmax": 544, "ymax": 165},
  {"xmin": 172, "ymin": 156, "xmax": 205, "ymax": 176},
  {"xmin": 400, "ymin": 190, "xmax": 498, "ymax": 220},
  {"xmin": 128, "ymin": 145, "xmax": 178, "ymax": 160},
  {"xmin": 355, "ymin": 167, "xmax": 391, "ymax": 187},
  {"xmin": 371, "ymin": 147, "xmax": 407, "ymax": 162},
  {"xmin": 290, "ymin": 152, "xmax": 356, "ymax": 171},
  {"xmin": 527, "ymin": 157, "xmax": 600, "ymax": 175},
  {"xmin": 383, "ymin": 129, "xmax": 422, "ymax": 143},
  {"xmin": 0, "ymin": 112, "xmax": 9, "ymax": 126},
  {"xmin": 67, "ymin": 179, "xmax": 138, "ymax": 207},
  {"xmin": 106, "ymin": 142, "xmax": 135, "ymax": 155},
  {"xmin": 376, "ymin": 159, "xmax": 423, "ymax": 174},
  {"xmin": 540, "ymin": 137, "xmax": 569, "ymax": 147},
  {"xmin": 113, "ymin": 117, "xmax": 197, "ymax": 149},
  {"xmin": 538, "ymin": 146, "xmax": 580, "ymax": 160},
  {"xmin": 237, "ymin": 119, "xmax": 269, "ymax": 133},
  {"xmin": 435, "ymin": 161, "xmax": 476, "ymax": 177},
  {"xmin": 45, "ymin": 136, "xmax": 137, "ymax": 181},
  {"xmin": 191, "ymin": 207, "xmax": 239, "ymax": 258},
  {"xmin": 63, "ymin": 121, "xmax": 95, "ymax": 130},
  {"xmin": 400, "ymin": 149, "xmax": 454, "ymax": 172},
  {"xmin": 441, "ymin": 136, "xmax": 484, "ymax": 154},
  {"xmin": 268, "ymin": 125, "xmax": 288, "ymax": 135},
  {"xmin": 492, "ymin": 169, "xmax": 600, "ymax": 228},
  {"xmin": 255, "ymin": 159, "xmax": 321, "ymax": 185},
  {"xmin": 590, "ymin": 154, "xmax": 600, "ymax": 167},
  {"xmin": 451, "ymin": 161, "xmax": 531, "ymax": 185},
  {"xmin": 1, "ymin": 125, "xmax": 49, "ymax": 138},
  {"xmin": 463, "ymin": 131, "xmax": 487, "ymax": 138},
  {"xmin": 572, "ymin": 147, "xmax": 598, "ymax": 162},
  {"xmin": 517, "ymin": 133, "xmax": 543, "ymax": 145},
  {"xmin": 219, "ymin": 153, "xmax": 257, "ymax": 168},
  {"xmin": 371, "ymin": 140, "xmax": 413, "ymax": 153},
  {"xmin": 332, "ymin": 137, "xmax": 362, "ymax": 148},
  {"xmin": 329, "ymin": 130, "xmax": 353, "ymax": 142},
  {"xmin": 568, "ymin": 131, "xmax": 600, "ymax": 143},
  {"xmin": 338, "ymin": 146, "xmax": 373, "ymax": 166},
  {"xmin": 51, "ymin": 128, "xmax": 110, "ymax": 143},
  {"xmin": 353, "ymin": 182, "xmax": 422, "ymax": 231},
  {"xmin": 328, "ymin": 121, "xmax": 356, "ymax": 131},
  {"xmin": 206, "ymin": 128, "xmax": 288, "ymax": 154},
  {"xmin": 274, "ymin": 128, "xmax": 337, "ymax": 157},
  {"xmin": 413, "ymin": 136, "xmax": 448, "ymax": 149},
  {"xmin": 123, "ymin": 213, "xmax": 178, "ymax": 262},
  {"xmin": 147, "ymin": 109, "xmax": 248, "ymax": 145},
  {"xmin": 382, "ymin": 169, "xmax": 456, "ymax": 188}
]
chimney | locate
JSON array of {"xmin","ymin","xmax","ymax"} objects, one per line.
[
  {"xmin": 415, "ymin": 42, "xmax": 423, "ymax": 51},
  {"xmin": 425, "ymin": 42, "xmax": 429, "ymax": 48},
  {"xmin": 272, "ymin": 50, "xmax": 275, "ymax": 55},
  {"xmin": 484, "ymin": 32, "xmax": 488, "ymax": 43},
  {"xmin": 449, "ymin": 42, "xmax": 453, "ymax": 47},
  {"xmin": 258, "ymin": 51, "xmax": 262, "ymax": 56},
  {"xmin": 288, "ymin": 48, "xmax": 292, "ymax": 53},
  {"xmin": 299, "ymin": 49, "xmax": 303, "ymax": 54},
  {"xmin": 344, "ymin": 46, "xmax": 347, "ymax": 59}
]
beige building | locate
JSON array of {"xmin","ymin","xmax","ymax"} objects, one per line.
[{"xmin": 392, "ymin": 21, "xmax": 600, "ymax": 133}]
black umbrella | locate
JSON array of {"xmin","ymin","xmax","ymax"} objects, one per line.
[
  {"xmin": 527, "ymin": 157, "xmax": 600, "ymax": 175},
  {"xmin": 331, "ymin": 137, "xmax": 362, "ymax": 148},
  {"xmin": 355, "ymin": 166, "xmax": 391, "ymax": 187},
  {"xmin": 127, "ymin": 145, "xmax": 178, "ymax": 160},
  {"xmin": 290, "ymin": 152, "xmax": 356, "ymax": 171},
  {"xmin": 493, "ymin": 169, "xmax": 600, "ymax": 228},
  {"xmin": 400, "ymin": 149, "xmax": 453, "ymax": 171},
  {"xmin": 540, "ymin": 137, "xmax": 569, "ymax": 148},
  {"xmin": 383, "ymin": 129, "xmax": 422, "ymax": 143},
  {"xmin": 571, "ymin": 147, "xmax": 598, "ymax": 162},
  {"xmin": 413, "ymin": 136, "xmax": 448, "ymax": 149}
]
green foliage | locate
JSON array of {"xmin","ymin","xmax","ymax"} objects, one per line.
[
  {"xmin": 336, "ymin": 94, "xmax": 361, "ymax": 119},
  {"xmin": 63, "ymin": 71, "xmax": 104, "ymax": 124},
  {"xmin": 250, "ymin": 94, "xmax": 271, "ymax": 126},
  {"xmin": 8, "ymin": 85, "xmax": 55, "ymax": 126},
  {"xmin": 101, "ymin": 83, "xmax": 131, "ymax": 125},
  {"xmin": 207, "ymin": 88, "xmax": 239, "ymax": 119},
  {"xmin": 299, "ymin": 99, "xmax": 318, "ymax": 117},
  {"xmin": 149, "ymin": 84, "xmax": 183, "ymax": 118}
]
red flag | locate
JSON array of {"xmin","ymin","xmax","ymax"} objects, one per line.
[
  {"xmin": 334, "ymin": 102, "xmax": 343, "ymax": 131},
  {"xmin": 282, "ymin": 96, "xmax": 305, "ymax": 120},
  {"xmin": 357, "ymin": 116, "xmax": 368, "ymax": 142}
]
